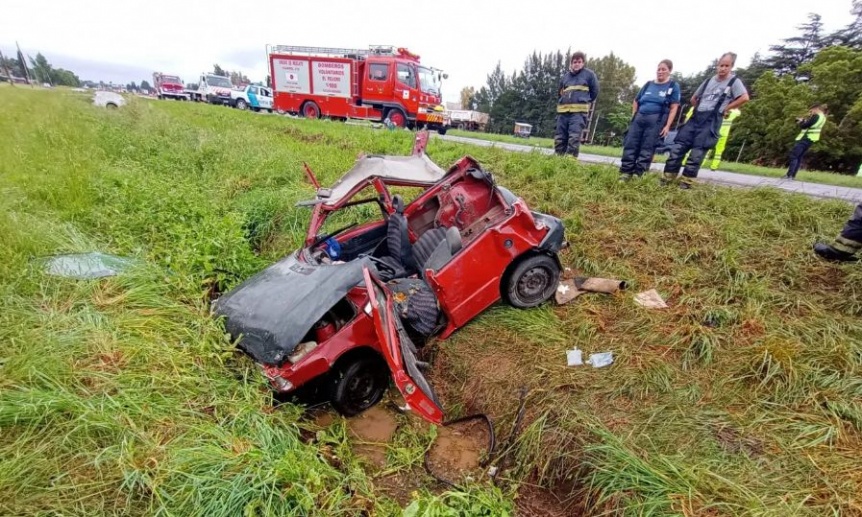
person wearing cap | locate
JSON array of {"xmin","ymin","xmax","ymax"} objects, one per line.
[{"xmin": 554, "ymin": 51, "xmax": 599, "ymax": 158}]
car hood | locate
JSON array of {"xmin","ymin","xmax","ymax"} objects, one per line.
[{"xmin": 213, "ymin": 252, "xmax": 371, "ymax": 365}]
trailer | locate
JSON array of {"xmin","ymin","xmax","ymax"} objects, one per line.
[
  {"xmin": 446, "ymin": 109, "xmax": 489, "ymax": 131},
  {"xmin": 268, "ymin": 44, "xmax": 448, "ymax": 133}
]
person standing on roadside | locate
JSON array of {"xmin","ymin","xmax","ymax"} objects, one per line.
[
  {"xmin": 662, "ymin": 52, "xmax": 749, "ymax": 189},
  {"xmin": 784, "ymin": 104, "xmax": 828, "ymax": 180},
  {"xmin": 554, "ymin": 51, "xmax": 600, "ymax": 158},
  {"xmin": 619, "ymin": 59, "xmax": 680, "ymax": 181}
]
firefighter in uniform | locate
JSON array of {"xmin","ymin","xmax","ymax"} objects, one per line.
[
  {"xmin": 784, "ymin": 104, "xmax": 827, "ymax": 180},
  {"xmin": 814, "ymin": 203, "xmax": 862, "ymax": 262},
  {"xmin": 662, "ymin": 52, "xmax": 749, "ymax": 188},
  {"xmin": 555, "ymin": 51, "xmax": 599, "ymax": 158}
]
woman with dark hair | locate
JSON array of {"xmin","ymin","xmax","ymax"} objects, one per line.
[{"xmin": 619, "ymin": 59, "xmax": 680, "ymax": 181}]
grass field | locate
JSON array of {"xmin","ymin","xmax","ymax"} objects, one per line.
[
  {"xmin": 2, "ymin": 86, "xmax": 862, "ymax": 516},
  {"xmin": 447, "ymin": 128, "xmax": 862, "ymax": 189}
]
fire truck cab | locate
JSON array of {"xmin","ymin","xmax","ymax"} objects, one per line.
[{"xmin": 268, "ymin": 44, "xmax": 448, "ymax": 133}]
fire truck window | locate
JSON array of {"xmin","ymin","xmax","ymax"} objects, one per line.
[
  {"xmin": 396, "ymin": 64, "xmax": 416, "ymax": 89},
  {"xmin": 369, "ymin": 63, "xmax": 388, "ymax": 81}
]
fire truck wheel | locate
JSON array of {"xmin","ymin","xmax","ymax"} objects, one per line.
[
  {"xmin": 329, "ymin": 355, "xmax": 389, "ymax": 416},
  {"xmin": 302, "ymin": 101, "xmax": 321, "ymax": 119},
  {"xmin": 386, "ymin": 108, "xmax": 406, "ymax": 128},
  {"xmin": 504, "ymin": 254, "xmax": 561, "ymax": 309}
]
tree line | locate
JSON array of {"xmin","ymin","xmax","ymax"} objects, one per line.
[{"xmin": 465, "ymin": 1, "xmax": 862, "ymax": 173}]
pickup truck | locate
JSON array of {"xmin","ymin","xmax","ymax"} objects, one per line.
[{"xmin": 231, "ymin": 85, "xmax": 273, "ymax": 112}]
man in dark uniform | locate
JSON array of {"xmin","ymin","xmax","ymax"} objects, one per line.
[
  {"xmin": 554, "ymin": 51, "xmax": 599, "ymax": 158},
  {"xmin": 814, "ymin": 203, "xmax": 862, "ymax": 262}
]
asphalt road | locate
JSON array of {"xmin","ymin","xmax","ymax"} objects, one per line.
[{"xmin": 437, "ymin": 134, "xmax": 862, "ymax": 204}]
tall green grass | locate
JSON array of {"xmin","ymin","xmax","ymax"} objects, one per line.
[{"xmin": 3, "ymin": 86, "xmax": 862, "ymax": 515}]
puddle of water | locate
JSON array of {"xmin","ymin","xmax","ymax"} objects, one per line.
[
  {"xmin": 426, "ymin": 418, "xmax": 490, "ymax": 481},
  {"xmin": 347, "ymin": 405, "xmax": 400, "ymax": 469}
]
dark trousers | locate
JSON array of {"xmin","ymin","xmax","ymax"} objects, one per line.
[
  {"xmin": 620, "ymin": 112, "xmax": 662, "ymax": 175},
  {"xmin": 664, "ymin": 110, "xmax": 719, "ymax": 179},
  {"xmin": 841, "ymin": 203, "xmax": 862, "ymax": 243},
  {"xmin": 554, "ymin": 113, "xmax": 587, "ymax": 156},
  {"xmin": 786, "ymin": 138, "xmax": 813, "ymax": 178}
]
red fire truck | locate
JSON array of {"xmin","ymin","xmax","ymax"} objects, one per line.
[{"xmin": 267, "ymin": 44, "xmax": 448, "ymax": 133}]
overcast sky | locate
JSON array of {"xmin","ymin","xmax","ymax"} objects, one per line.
[{"xmin": 1, "ymin": 0, "xmax": 855, "ymax": 103}]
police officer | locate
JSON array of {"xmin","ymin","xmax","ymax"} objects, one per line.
[
  {"xmin": 784, "ymin": 104, "xmax": 827, "ymax": 180},
  {"xmin": 662, "ymin": 52, "xmax": 749, "ymax": 189},
  {"xmin": 555, "ymin": 51, "xmax": 599, "ymax": 158},
  {"xmin": 814, "ymin": 203, "xmax": 862, "ymax": 262}
]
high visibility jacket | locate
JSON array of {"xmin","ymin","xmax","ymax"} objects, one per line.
[
  {"xmin": 796, "ymin": 112, "xmax": 826, "ymax": 142},
  {"xmin": 719, "ymin": 109, "xmax": 741, "ymax": 137},
  {"xmin": 557, "ymin": 69, "xmax": 599, "ymax": 114}
]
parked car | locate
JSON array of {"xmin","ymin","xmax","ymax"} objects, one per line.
[
  {"xmin": 231, "ymin": 85, "xmax": 273, "ymax": 112},
  {"xmin": 92, "ymin": 91, "xmax": 125, "ymax": 109},
  {"xmin": 214, "ymin": 133, "xmax": 566, "ymax": 424}
]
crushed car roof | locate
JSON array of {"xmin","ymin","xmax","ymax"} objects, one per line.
[{"xmin": 323, "ymin": 154, "xmax": 446, "ymax": 206}]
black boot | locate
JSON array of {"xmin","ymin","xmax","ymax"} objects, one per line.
[{"xmin": 813, "ymin": 243, "xmax": 858, "ymax": 262}]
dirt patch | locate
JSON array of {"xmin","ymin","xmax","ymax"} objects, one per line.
[
  {"xmin": 375, "ymin": 470, "xmax": 428, "ymax": 507},
  {"xmin": 282, "ymin": 126, "xmax": 326, "ymax": 143},
  {"xmin": 515, "ymin": 483, "xmax": 583, "ymax": 517},
  {"xmin": 711, "ymin": 424, "xmax": 765, "ymax": 457},
  {"xmin": 348, "ymin": 405, "xmax": 399, "ymax": 469},
  {"xmin": 425, "ymin": 417, "xmax": 491, "ymax": 484}
]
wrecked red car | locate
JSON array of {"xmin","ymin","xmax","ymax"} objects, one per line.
[{"xmin": 215, "ymin": 135, "xmax": 566, "ymax": 424}]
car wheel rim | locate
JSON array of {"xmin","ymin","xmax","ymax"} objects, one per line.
[
  {"xmin": 346, "ymin": 370, "xmax": 377, "ymax": 409},
  {"xmin": 517, "ymin": 266, "xmax": 551, "ymax": 302}
]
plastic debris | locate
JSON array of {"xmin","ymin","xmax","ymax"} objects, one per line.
[
  {"xmin": 566, "ymin": 348, "xmax": 584, "ymax": 366},
  {"xmin": 40, "ymin": 252, "xmax": 136, "ymax": 279},
  {"xmin": 587, "ymin": 352, "xmax": 614, "ymax": 368},
  {"xmin": 555, "ymin": 279, "xmax": 585, "ymax": 305},
  {"xmin": 634, "ymin": 289, "xmax": 668, "ymax": 309}
]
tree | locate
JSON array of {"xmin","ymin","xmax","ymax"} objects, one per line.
[
  {"xmin": 140, "ymin": 79, "xmax": 151, "ymax": 91},
  {"xmin": 213, "ymin": 64, "xmax": 226, "ymax": 76},
  {"xmin": 0, "ymin": 55, "xmax": 23, "ymax": 77},
  {"xmin": 765, "ymin": 13, "xmax": 825, "ymax": 77},
  {"xmin": 586, "ymin": 52, "xmax": 637, "ymax": 139},
  {"xmin": 29, "ymin": 53, "xmax": 52, "ymax": 84},
  {"xmin": 826, "ymin": 1, "xmax": 862, "ymax": 49},
  {"xmin": 186, "ymin": 82, "xmax": 198, "ymax": 91},
  {"xmin": 459, "ymin": 86, "xmax": 476, "ymax": 109}
]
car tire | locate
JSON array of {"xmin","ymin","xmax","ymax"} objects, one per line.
[
  {"xmin": 437, "ymin": 126, "xmax": 448, "ymax": 135},
  {"xmin": 329, "ymin": 355, "xmax": 389, "ymax": 417},
  {"xmin": 302, "ymin": 101, "xmax": 321, "ymax": 119},
  {"xmin": 106, "ymin": 103, "xmax": 118, "ymax": 109},
  {"xmin": 504, "ymin": 254, "xmax": 561, "ymax": 309},
  {"xmin": 236, "ymin": 99, "xmax": 247, "ymax": 110}
]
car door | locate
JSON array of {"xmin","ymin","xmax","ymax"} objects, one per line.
[
  {"xmin": 247, "ymin": 86, "xmax": 260, "ymax": 108},
  {"xmin": 362, "ymin": 267, "xmax": 444, "ymax": 425},
  {"xmin": 362, "ymin": 60, "xmax": 392, "ymax": 105},
  {"xmin": 260, "ymin": 88, "xmax": 273, "ymax": 110},
  {"xmin": 394, "ymin": 62, "xmax": 419, "ymax": 116}
]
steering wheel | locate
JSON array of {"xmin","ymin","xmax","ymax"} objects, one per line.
[{"xmin": 311, "ymin": 222, "xmax": 358, "ymax": 250}]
